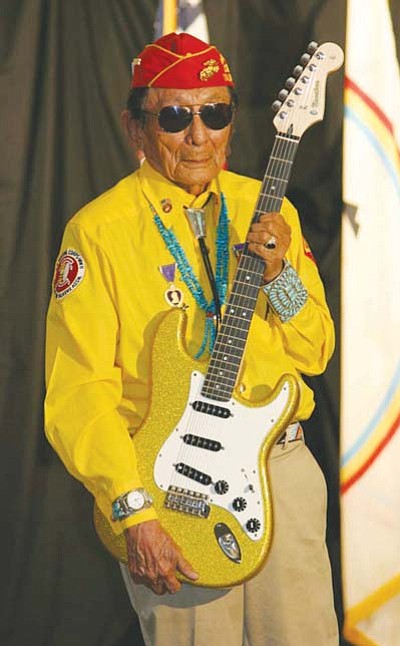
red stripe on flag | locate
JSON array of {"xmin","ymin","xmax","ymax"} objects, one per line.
[
  {"xmin": 341, "ymin": 410, "xmax": 400, "ymax": 495},
  {"xmin": 345, "ymin": 76, "xmax": 394, "ymax": 136}
]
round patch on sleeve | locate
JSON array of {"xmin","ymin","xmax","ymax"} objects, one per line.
[{"xmin": 53, "ymin": 249, "xmax": 85, "ymax": 300}]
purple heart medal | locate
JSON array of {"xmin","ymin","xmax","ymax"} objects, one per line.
[
  {"xmin": 232, "ymin": 242, "xmax": 245, "ymax": 259},
  {"xmin": 159, "ymin": 263, "xmax": 184, "ymax": 308}
]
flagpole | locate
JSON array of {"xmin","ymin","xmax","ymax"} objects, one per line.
[{"xmin": 163, "ymin": 0, "xmax": 177, "ymax": 34}]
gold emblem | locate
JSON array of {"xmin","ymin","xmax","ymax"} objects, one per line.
[
  {"xmin": 199, "ymin": 59, "xmax": 220, "ymax": 82},
  {"xmin": 161, "ymin": 198, "xmax": 173, "ymax": 213}
]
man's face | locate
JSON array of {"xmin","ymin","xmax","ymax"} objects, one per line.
[{"xmin": 137, "ymin": 86, "xmax": 233, "ymax": 196}]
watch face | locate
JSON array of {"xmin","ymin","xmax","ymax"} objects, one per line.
[{"xmin": 127, "ymin": 491, "xmax": 145, "ymax": 511}]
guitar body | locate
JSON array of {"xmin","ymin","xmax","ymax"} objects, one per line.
[{"xmin": 94, "ymin": 307, "xmax": 299, "ymax": 587}]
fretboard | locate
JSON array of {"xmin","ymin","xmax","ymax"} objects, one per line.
[{"xmin": 201, "ymin": 133, "xmax": 300, "ymax": 402}]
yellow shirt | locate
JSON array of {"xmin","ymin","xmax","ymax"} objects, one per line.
[{"xmin": 45, "ymin": 161, "xmax": 334, "ymax": 533}]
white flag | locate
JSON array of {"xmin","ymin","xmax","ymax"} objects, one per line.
[{"xmin": 341, "ymin": 1, "xmax": 400, "ymax": 645}]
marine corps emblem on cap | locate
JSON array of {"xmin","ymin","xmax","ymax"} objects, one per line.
[{"xmin": 199, "ymin": 59, "xmax": 220, "ymax": 82}]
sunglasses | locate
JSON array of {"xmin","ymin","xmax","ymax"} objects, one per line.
[{"xmin": 143, "ymin": 102, "xmax": 235, "ymax": 133}]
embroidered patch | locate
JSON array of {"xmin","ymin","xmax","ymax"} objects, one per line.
[
  {"xmin": 53, "ymin": 249, "xmax": 85, "ymax": 300},
  {"xmin": 199, "ymin": 59, "xmax": 220, "ymax": 82},
  {"xmin": 302, "ymin": 237, "xmax": 317, "ymax": 264}
]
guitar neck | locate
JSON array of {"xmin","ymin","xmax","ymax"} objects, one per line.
[{"xmin": 201, "ymin": 133, "xmax": 300, "ymax": 402}]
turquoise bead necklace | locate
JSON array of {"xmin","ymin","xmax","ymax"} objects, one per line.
[{"xmin": 151, "ymin": 193, "xmax": 229, "ymax": 358}]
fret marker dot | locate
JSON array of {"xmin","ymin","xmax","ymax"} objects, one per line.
[
  {"xmin": 219, "ymin": 371, "xmax": 224, "ymax": 376},
  {"xmin": 242, "ymin": 312, "xmax": 247, "ymax": 317},
  {"xmin": 228, "ymin": 339, "xmax": 232, "ymax": 344},
  {"xmin": 246, "ymin": 276, "xmax": 250, "ymax": 281},
  {"xmin": 230, "ymin": 308, "xmax": 235, "ymax": 313},
  {"xmin": 223, "ymin": 356, "xmax": 228, "ymax": 361},
  {"xmin": 271, "ymin": 185, "xmax": 276, "ymax": 191}
]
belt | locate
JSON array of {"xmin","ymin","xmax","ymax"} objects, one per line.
[{"xmin": 276, "ymin": 422, "xmax": 303, "ymax": 446}]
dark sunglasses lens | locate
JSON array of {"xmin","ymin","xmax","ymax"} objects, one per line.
[
  {"xmin": 158, "ymin": 106, "xmax": 192, "ymax": 132},
  {"xmin": 201, "ymin": 103, "xmax": 233, "ymax": 130}
]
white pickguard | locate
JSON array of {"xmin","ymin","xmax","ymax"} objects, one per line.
[{"xmin": 154, "ymin": 371, "xmax": 293, "ymax": 541}]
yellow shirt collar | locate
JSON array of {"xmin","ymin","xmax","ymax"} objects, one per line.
[{"xmin": 138, "ymin": 160, "xmax": 221, "ymax": 226}]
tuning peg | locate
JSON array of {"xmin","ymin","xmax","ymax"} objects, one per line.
[
  {"xmin": 278, "ymin": 89, "xmax": 289, "ymax": 101},
  {"xmin": 271, "ymin": 99, "xmax": 282, "ymax": 112},
  {"xmin": 292, "ymin": 65, "xmax": 303, "ymax": 78},
  {"xmin": 285, "ymin": 76, "xmax": 296, "ymax": 89},
  {"xmin": 300, "ymin": 53, "xmax": 311, "ymax": 65},
  {"xmin": 307, "ymin": 41, "xmax": 318, "ymax": 54}
]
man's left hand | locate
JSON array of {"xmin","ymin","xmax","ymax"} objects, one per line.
[{"xmin": 247, "ymin": 212, "xmax": 291, "ymax": 283}]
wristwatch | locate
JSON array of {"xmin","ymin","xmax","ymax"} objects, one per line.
[{"xmin": 111, "ymin": 488, "xmax": 153, "ymax": 522}]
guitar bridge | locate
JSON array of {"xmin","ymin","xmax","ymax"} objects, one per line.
[{"xmin": 164, "ymin": 486, "xmax": 210, "ymax": 518}]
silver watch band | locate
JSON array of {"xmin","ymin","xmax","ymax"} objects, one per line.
[{"xmin": 111, "ymin": 488, "xmax": 153, "ymax": 522}]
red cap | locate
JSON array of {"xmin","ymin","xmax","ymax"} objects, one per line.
[{"xmin": 131, "ymin": 32, "xmax": 234, "ymax": 89}]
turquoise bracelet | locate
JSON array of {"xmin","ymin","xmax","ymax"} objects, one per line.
[{"xmin": 263, "ymin": 260, "xmax": 308, "ymax": 323}]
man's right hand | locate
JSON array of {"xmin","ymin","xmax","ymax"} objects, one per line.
[{"xmin": 125, "ymin": 519, "xmax": 199, "ymax": 595}]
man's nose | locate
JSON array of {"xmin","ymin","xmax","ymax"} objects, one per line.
[{"xmin": 186, "ymin": 113, "xmax": 208, "ymax": 144}]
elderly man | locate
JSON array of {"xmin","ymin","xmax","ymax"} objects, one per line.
[{"xmin": 45, "ymin": 32, "xmax": 338, "ymax": 646}]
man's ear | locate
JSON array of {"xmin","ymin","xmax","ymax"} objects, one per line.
[
  {"xmin": 121, "ymin": 110, "xmax": 143, "ymax": 149},
  {"xmin": 225, "ymin": 124, "xmax": 234, "ymax": 159},
  {"xmin": 121, "ymin": 110, "xmax": 145, "ymax": 162}
]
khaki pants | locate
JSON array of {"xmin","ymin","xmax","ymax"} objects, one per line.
[{"xmin": 121, "ymin": 438, "xmax": 339, "ymax": 646}]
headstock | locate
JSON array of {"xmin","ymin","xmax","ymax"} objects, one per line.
[{"xmin": 272, "ymin": 42, "xmax": 344, "ymax": 137}]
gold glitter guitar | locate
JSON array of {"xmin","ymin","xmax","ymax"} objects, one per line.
[{"xmin": 94, "ymin": 42, "xmax": 343, "ymax": 588}]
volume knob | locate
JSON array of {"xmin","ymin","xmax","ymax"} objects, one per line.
[
  {"xmin": 246, "ymin": 518, "xmax": 261, "ymax": 533},
  {"xmin": 232, "ymin": 497, "xmax": 247, "ymax": 512},
  {"xmin": 214, "ymin": 480, "xmax": 229, "ymax": 495}
]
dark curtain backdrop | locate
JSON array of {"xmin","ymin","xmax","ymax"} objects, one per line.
[{"xmin": 0, "ymin": 2, "xmax": 396, "ymax": 645}]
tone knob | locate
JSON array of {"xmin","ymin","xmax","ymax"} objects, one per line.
[
  {"xmin": 246, "ymin": 518, "xmax": 261, "ymax": 533},
  {"xmin": 214, "ymin": 480, "xmax": 229, "ymax": 495},
  {"xmin": 232, "ymin": 497, "xmax": 247, "ymax": 512}
]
